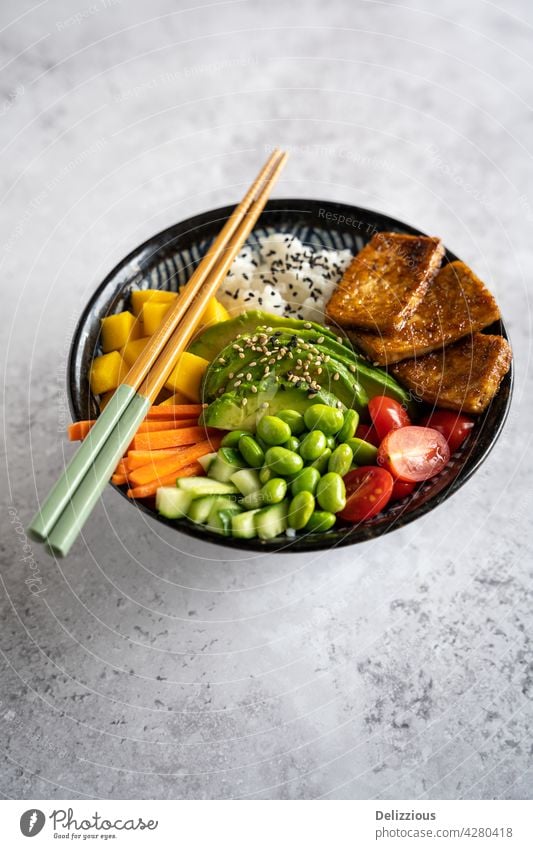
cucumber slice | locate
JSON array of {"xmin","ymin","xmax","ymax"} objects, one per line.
[
  {"xmin": 241, "ymin": 489, "xmax": 265, "ymax": 510},
  {"xmin": 177, "ymin": 477, "xmax": 238, "ymax": 497},
  {"xmin": 156, "ymin": 487, "xmax": 191, "ymax": 519},
  {"xmin": 198, "ymin": 452, "xmax": 217, "ymax": 472},
  {"xmin": 255, "ymin": 501, "xmax": 289, "ymax": 540},
  {"xmin": 232, "ymin": 509, "xmax": 260, "ymax": 539},
  {"xmin": 231, "ymin": 468, "xmax": 261, "ymax": 496},
  {"xmin": 206, "ymin": 500, "xmax": 242, "ymax": 536},
  {"xmin": 187, "ymin": 495, "xmax": 219, "ymax": 524},
  {"xmin": 208, "ymin": 447, "xmax": 246, "ymax": 483}
]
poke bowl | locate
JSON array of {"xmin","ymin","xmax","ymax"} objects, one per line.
[{"xmin": 68, "ymin": 199, "xmax": 513, "ymax": 552}]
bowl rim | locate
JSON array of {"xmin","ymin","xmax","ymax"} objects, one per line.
[{"xmin": 68, "ymin": 198, "xmax": 514, "ymax": 554}]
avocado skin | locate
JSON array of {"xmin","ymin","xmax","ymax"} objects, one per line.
[
  {"xmin": 188, "ymin": 310, "xmax": 336, "ymax": 362},
  {"xmin": 202, "ymin": 384, "xmax": 343, "ymax": 431}
]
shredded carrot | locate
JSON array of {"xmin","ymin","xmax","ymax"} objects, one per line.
[
  {"xmin": 126, "ymin": 461, "xmax": 203, "ymax": 499},
  {"xmin": 131, "ymin": 427, "xmax": 220, "ymax": 452},
  {"xmin": 128, "ymin": 439, "xmax": 222, "ymax": 487},
  {"xmin": 147, "ymin": 404, "xmax": 205, "ymax": 419}
]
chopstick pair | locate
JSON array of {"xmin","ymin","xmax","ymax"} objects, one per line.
[{"xmin": 28, "ymin": 149, "xmax": 288, "ymax": 557}]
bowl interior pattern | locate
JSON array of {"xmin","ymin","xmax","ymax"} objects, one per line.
[{"xmin": 68, "ymin": 199, "xmax": 513, "ymax": 552}]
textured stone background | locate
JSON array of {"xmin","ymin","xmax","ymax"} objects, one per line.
[{"xmin": 1, "ymin": 0, "xmax": 532, "ymax": 800}]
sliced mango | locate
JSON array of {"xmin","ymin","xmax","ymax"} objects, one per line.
[
  {"xmin": 90, "ymin": 351, "xmax": 128, "ymax": 395},
  {"xmin": 164, "ymin": 352, "xmax": 209, "ymax": 402},
  {"xmin": 121, "ymin": 336, "xmax": 151, "ymax": 367},
  {"xmin": 142, "ymin": 301, "xmax": 173, "ymax": 335},
  {"xmin": 100, "ymin": 310, "xmax": 140, "ymax": 353},
  {"xmin": 200, "ymin": 297, "xmax": 230, "ymax": 328},
  {"xmin": 131, "ymin": 288, "xmax": 177, "ymax": 317},
  {"xmin": 158, "ymin": 391, "xmax": 190, "ymax": 406}
]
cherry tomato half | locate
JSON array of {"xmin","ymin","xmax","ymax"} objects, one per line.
[
  {"xmin": 368, "ymin": 395, "xmax": 411, "ymax": 442},
  {"xmin": 339, "ymin": 466, "xmax": 394, "ymax": 522},
  {"xmin": 377, "ymin": 426, "xmax": 450, "ymax": 483},
  {"xmin": 390, "ymin": 479, "xmax": 416, "ymax": 502},
  {"xmin": 418, "ymin": 410, "xmax": 475, "ymax": 453},
  {"xmin": 355, "ymin": 423, "xmax": 380, "ymax": 447}
]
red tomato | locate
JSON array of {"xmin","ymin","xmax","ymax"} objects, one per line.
[
  {"xmin": 355, "ymin": 423, "xmax": 380, "ymax": 447},
  {"xmin": 377, "ymin": 426, "xmax": 450, "ymax": 483},
  {"xmin": 339, "ymin": 466, "xmax": 394, "ymax": 522},
  {"xmin": 368, "ymin": 395, "xmax": 411, "ymax": 441},
  {"xmin": 418, "ymin": 410, "xmax": 475, "ymax": 453},
  {"xmin": 390, "ymin": 479, "xmax": 416, "ymax": 501}
]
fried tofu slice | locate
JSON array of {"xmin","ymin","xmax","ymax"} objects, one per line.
[
  {"xmin": 326, "ymin": 232, "xmax": 444, "ymax": 332},
  {"xmin": 350, "ymin": 261, "xmax": 501, "ymax": 365},
  {"xmin": 391, "ymin": 333, "xmax": 511, "ymax": 414}
]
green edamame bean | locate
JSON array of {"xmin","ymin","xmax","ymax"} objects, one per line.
[
  {"xmin": 265, "ymin": 446, "xmax": 304, "ymax": 476},
  {"xmin": 288, "ymin": 491, "xmax": 315, "ymax": 530},
  {"xmin": 337, "ymin": 409, "xmax": 359, "ymax": 443},
  {"xmin": 316, "ymin": 472, "xmax": 346, "ymax": 513},
  {"xmin": 290, "ymin": 466, "xmax": 321, "ymax": 497},
  {"xmin": 310, "ymin": 448, "xmax": 331, "ymax": 475},
  {"xmin": 306, "ymin": 511, "xmax": 336, "ymax": 533},
  {"xmin": 347, "ymin": 437, "xmax": 378, "ymax": 466},
  {"xmin": 326, "ymin": 435, "xmax": 336, "ymax": 451},
  {"xmin": 256, "ymin": 436, "xmax": 269, "ymax": 453},
  {"xmin": 259, "ymin": 466, "xmax": 272, "ymax": 484},
  {"xmin": 277, "ymin": 409, "xmax": 306, "ymax": 435},
  {"xmin": 304, "ymin": 404, "xmax": 344, "ymax": 436},
  {"xmin": 328, "ymin": 443, "xmax": 353, "ymax": 476},
  {"xmin": 257, "ymin": 415, "xmax": 291, "ymax": 446},
  {"xmin": 299, "ymin": 430, "xmax": 327, "ymax": 461},
  {"xmin": 285, "ymin": 435, "xmax": 300, "ymax": 453},
  {"xmin": 221, "ymin": 429, "xmax": 249, "ymax": 448},
  {"xmin": 238, "ymin": 435, "xmax": 265, "ymax": 468},
  {"xmin": 262, "ymin": 477, "xmax": 287, "ymax": 505}
]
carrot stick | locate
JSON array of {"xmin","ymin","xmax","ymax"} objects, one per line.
[
  {"xmin": 126, "ymin": 461, "xmax": 203, "ymax": 499},
  {"xmin": 111, "ymin": 473, "xmax": 129, "ymax": 486},
  {"xmin": 128, "ymin": 439, "xmax": 222, "ymax": 486},
  {"xmin": 68, "ymin": 421, "xmax": 93, "ymax": 441},
  {"xmin": 147, "ymin": 404, "xmax": 205, "ymax": 419},
  {"xmin": 131, "ymin": 427, "xmax": 220, "ymax": 452},
  {"xmin": 114, "ymin": 459, "xmax": 128, "ymax": 476},
  {"xmin": 68, "ymin": 416, "xmax": 201, "ymax": 441},
  {"xmin": 125, "ymin": 448, "xmax": 186, "ymax": 473}
]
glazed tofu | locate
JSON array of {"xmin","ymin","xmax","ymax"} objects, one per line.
[
  {"xmin": 350, "ymin": 261, "xmax": 501, "ymax": 365},
  {"xmin": 326, "ymin": 232, "xmax": 444, "ymax": 332},
  {"xmin": 391, "ymin": 333, "xmax": 512, "ymax": 414}
]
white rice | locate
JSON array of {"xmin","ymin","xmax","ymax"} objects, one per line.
[{"xmin": 217, "ymin": 233, "xmax": 352, "ymax": 323}]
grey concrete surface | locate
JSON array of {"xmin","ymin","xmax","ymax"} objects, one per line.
[{"xmin": 1, "ymin": 0, "xmax": 532, "ymax": 800}]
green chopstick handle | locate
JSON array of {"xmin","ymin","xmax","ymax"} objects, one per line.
[
  {"xmin": 45, "ymin": 393, "xmax": 151, "ymax": 558},
  {"xmin": 28, "ymin": 384, "xmax": 136, "ymax": 542}
]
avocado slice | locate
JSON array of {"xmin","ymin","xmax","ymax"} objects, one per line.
[
  {"xmin": 188, "ymin": 310, "xmax": 337, "ymax": 362},
  {"xmin": 202, "ymin": 384, "xmax": 344, "ymax": 431}
]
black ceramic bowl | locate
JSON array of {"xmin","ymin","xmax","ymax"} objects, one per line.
[{"xmin": 68, "ymin": 199, "xmax": 513, "ymax": 552}]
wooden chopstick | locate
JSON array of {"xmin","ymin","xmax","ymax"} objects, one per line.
[
  {"xmin": 31, "ymin": 150, "xmax": 288, "ymax": 556},
  {"xmin": 124, "ymin": 148, "xmax": 285, "ymax": 391},
  {"xmin": 140, "ymin": 151, "xmax": 288, "ymax": 402}
]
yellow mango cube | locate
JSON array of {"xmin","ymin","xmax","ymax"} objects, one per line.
[
  {"xmin": 158, "ymin": 391, "xmax": 190, "ymax": 406},
  {"xmin": 164, "ymin": 352, "xmax": 209, "ymax": 402},
  {"xmin": 90, "ymin": 351, "xmax": 128, "ymax": 395},
  {"xmin": 142, "ymin": 301, "xmax": 173, "ymax": 335},
  {"xmin": 130, "ymin": 288, "xmax": 177, "ymax": 317},
  {"xmin": 100, "ymin": 310, "xmax": 140, "ymax": 353},
  {"xmin": 121, "ymin": 336, "xmax": 151, "ymax": 367},
  {"xmin": 200, "ymin": 297, "xmax": 230, "ymax": 328}
]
